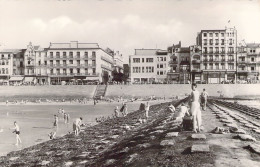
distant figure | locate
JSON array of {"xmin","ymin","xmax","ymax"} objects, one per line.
[
  {"xmin": 200, "ymin": 89, "xmax": 209, "ymax": 111},
  {"xmin": 73, "ymin": 117, "xmax": 83, "ymax": 136},
  {"xmin": 53, "ymin": 115, "xmax": 59, "ymax": 129},
  {"xmin": 120, "ymin": 103, "xmax": 128, "ymax": 117},
  {"xmin": 145, "ymin": 102, "xmax": 150, "ymax": 119},
  {"xmin": 190, "ymin": 83, "xmax": 202, "ymax": 133},
  {"xmin": 10, "ymin": 121, "xmax": 22, "ymax": 146},
  {"xmin": 114, "ymin": 106, "xmax": 119, "ymax": 117},
  {"xmin": 64, "ymin": 113, "xmax": 67, "ymax": 124},
  {"xmin": 6, "ymin": 100, "xmax": 8, "ymax": 106},
  {"xmin": 94, "ymin": 99, "xmax": 96, "ymax": 106},
  {"xmin": 48, "ymin": 131, "xmax": 56, "ymax": 140},
  {"xmin": 66, "ymin": 113, "xmax": 70, "ymax": 124}
]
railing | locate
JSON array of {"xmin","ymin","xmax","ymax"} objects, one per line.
[
  {"xmin": 203, "ymin": 43, "xmax": 207, "ymax": 45},
  {"xmin": 192, "ymin": 60, "xmax": 200, "ymax": 64},
  {"xmin": 227, "ymin": 59, "xmax": 235, "ymax": 62},
  {"xmin": 215, "ymin": 51, "xmax": 219, "ymax": 53},
  {"xmin": 227, "ymin": 51, "xmax": 234, "ymax": 54},
  {"xmin": 216, "ymin": 43, "xmax": 219, "ymax": 45}
]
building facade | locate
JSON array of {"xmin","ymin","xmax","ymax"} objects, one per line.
[
  {"xmin": 129, "ymin": 49, "xmax": 168, "ymax": 84},
  {"xmin": 0, "ymin": 41, "xmax": 118, "ymax": 85},
  {"xmin": 167, "ymin": 41, "xmax": 191, "ymax": 84},
  {"xmin": 196, "ymin": 27, "xmax": 237, "ymax": 83}
]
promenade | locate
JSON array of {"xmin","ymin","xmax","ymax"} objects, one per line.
[{"xmin": 1, "ymin": 98, "xmax": 260, "ymax": 166}]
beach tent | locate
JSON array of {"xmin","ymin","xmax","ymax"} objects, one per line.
[{"xmin": 9, "ymin": 76, "xmax": 24, "ymax": 85}]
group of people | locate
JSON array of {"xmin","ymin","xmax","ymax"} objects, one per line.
[{"xmin": 114, "ymin": 103, "xmax": 128, "ymax": 117}]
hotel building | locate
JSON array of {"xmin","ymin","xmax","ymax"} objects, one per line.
[
  {"xmin": 195, "ymin": 27, "xmax": 237, "ymax": 83},
  {"xmin": 129, "ymin": 49, "xmax": 168, "ymax": 83}
]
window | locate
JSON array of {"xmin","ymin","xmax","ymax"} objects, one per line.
[
  {"xmin": 77, "ymin": 68, "xmax": 80, "ymax": 74},
  {"xmin": 85, "ymin": 60, "xmax": 88, "ymax": 65},
  {"xmin": 251, "ymin": 67, "xmax": 255, "ymax": 71},
  {"xmin": 50, "ymin": 52, "xmax": 53, "ymax": 56},
  {"xmin": 142, "ymin": 58, "xmax": 144, "ymax": 63},
  {"xmin": 228, "ymin": 64, "xmax": 234, "ymax": 69},
  {"xmin": 221, "ymin": 39, "xmax": 224, "ymax": 45},
  {"xmin": 160, "ymin": 64, "xmax": 163, "ymax": 68},
  {"xmin": 203, "ymin": 33, "xmax": 207, "ymax": 37},
  {"xmin": 56, "ymin": 52, "xmax": 60, "ymax": 56},
  {"xmin": 69, "ymin": 60, "xmax": 73, "ymax": 64},
  {"xmin": 63, "ymin": 60, "xmax": 66, "ymax": 65},
  {"xmin": 142, "ymin": 67, "xmax": 145, "ymax": 73},
  {"xmin": 215, "ymin": 33, "xmax": 219, "ymax": 37},
  {"xmin": 63, "ymin": 69, "xmax": 66, "ymax": 74},
  {"xmin": 85, "ymin": 68, "xmax": 88, "ymax": 74},
  {"xmin": 209, "ymin": 47, "xmax": 213, "ymax": 53},
  {"xmin": 215, "ymin": 39, "xmax": 219, "ymax": 45},
  {"xmin": 50, "ymin": 69, "xmax": 53, "ymax": 74},
  {"xmin": 92, "ymin": 51, "xmax": 96, "ymax": 56},
  {"xmin": 57, "ymin": 69, "xmax": 60, "ymax": 74},
  {"xmin": 133, "ymin": 58, "xmax": 140, "ymax": 63},
  {"xmin": 85, "ymin": 52, "xmax": 88, "ymax": 58},
  {"xmin": 209, "ymin": 33, "xmax": 213, "ymax": 37},
  {"xmin": 228, "ymin": 55, "xmax": 234, "ymax": 61},
  {"xmin": 146, "ymin": 58, "xmax": 153, "ymax": 62},
  {"xmin": 44, "ymin": 61, "xmax": 47, "ymax": 65},
  {"xmin": 203, "ymin": 39, "xmax": 207, "ymax": 45},
  {"xmin": 69, "ymin": 52, "xmax": 73, "ymax": 56},
  {"xmin": 77, "ymin": 60, "xmax": 80, "ymax": 65},
  {"xmin": 221, "ymin": 63, "xmax": 225, "ymax": 69},
  {"xmin": 63, "ymin": 52, "xmax": 66, "ymax": 56},
  {"xmin": 203, "ymin": 47, "xmax": 207, "ymax": 53},
  {"xmin": 8, "ymin": 54, "xmax": 10, "ymax": 59},
  {"xmin": 93, "ymin": 68, "xmax": 96, "ymax": 74},
  {"xmin": 221, "ymin": 47, "xmax": 225, "ymax": 53},
  {"xmin": 38, "ymin": 61, "xmax": 41, "ymax": 65},
  {"xmin": 70, "ymin": 69, "xmax": 73, "ymax": 74},
  {"xmin": 209, "ymin": 39, "xmax": 213, "ymax": 45},
  {"xmin": 164, "ymin": 57, "xmax": 166, "ymax": 61},
  {"xmin": 251, "ymin": 57, "xmax": 255, "ymax": 62},
  {"xmin": 204, "ymin": 64, "xmax": 207, "ymax": 69},
  {"xmin": 77, "ymin": 52, "xmax": 80, "ymax": 56},
  {"xmin": 209, "ymin": 64, "xmax": 213, "ymax": 70},
  {"xmin": 1, "ymin": 54, "xmax": 4, "ymax": 58},
  {"xmin": 215, "ymin": 63, "xmax": 219, "ymax": 70},
  {"xmin": 160, "ymin": 57, "xmax": 163, "ymax": 61}
]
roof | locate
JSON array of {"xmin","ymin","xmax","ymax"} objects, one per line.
[
  {"xmin": 179, "ymin": 47, "xmax": 190, "ymax": 53},
  {"xmin": 246, "ymin": 43, "xmax": 260, "ymax": 48},
  {"xmin": 135, "ymin": 49, "xmax": 167, "ymax": 56},
  {"xmin": 49, "ymin": 42, "xmax": 100, "ymax": 49},
  {"xmin": 0, "ymin": 49, "xmax": 23, "ymax": 54},
  {"xmin": 200, "ymin": 29, "xmax": 225, "ymax": 32}
]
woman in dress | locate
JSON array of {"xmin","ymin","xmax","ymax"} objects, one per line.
[{"xmin": 190, "ymin": 83, "xmax": 202, "ymax": 133}]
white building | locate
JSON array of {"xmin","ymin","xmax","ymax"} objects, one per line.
[
  {"xmin": 129, "ymin": 49, "xmax": 168, "ymax": 84},
  {"xmin": 45, "ymin": 41, "xmax": 114, "ymax": 84}
]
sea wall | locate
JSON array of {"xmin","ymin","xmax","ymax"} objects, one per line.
[
  {"xmin": 106, "ymin": 84, "xmax": 260, "ymax": 98},
  {"xmin": 0, "ymin": 85, "xmax": 97, "ymax": 100},
  {"xmin": 0, "ymin": 84, "xmax": 260, "ymax": 101}
]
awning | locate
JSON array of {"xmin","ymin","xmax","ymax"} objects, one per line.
[
  {"xmin": 24, "ymin": 77, "xmax": 35, "ymax": 82},
  {"xmin": 9, "ymin": 76, "xmax": 24, "ymax": 81},
  {"xmin": 83, "ymin": 77, "xmax": 99, "ymax": 81}
]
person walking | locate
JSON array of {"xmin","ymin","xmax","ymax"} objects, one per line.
[
  {"xmin": 200, "ymin": 88, "xmax": 209, "ymax": 111},
  {"xmin": 10, "ymin": 121, "xmax": 22, "ymax": 146},
  {"xmin": 190, "ymin": 83, "xmax": 202, "ymax": 133}
]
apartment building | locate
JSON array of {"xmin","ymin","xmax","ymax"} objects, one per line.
[
  {"xmin": 196, "ymin": 27, "xmax": 237, "ymax": 83},
  {"xmin": 129, "ymin": 49, "xmax": 168, "ymax": 84},
  {"xmin": 0, "ymin": 49, "xmax": 25, "ymax": 84},
  {"xmin": 46, "ymin": 41, "xmax": 114, "ymax": 84},
  {"xmin": 237, "ymin": 43, "xmax": 260, "ymax": 82},
  {"xmin": 167, "ymin": 42, "xmax": 191, "ymax": 84}
]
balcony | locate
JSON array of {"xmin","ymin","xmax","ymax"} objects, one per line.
[
  {"xmin": 203, "ymin": 43, "xmax": 207, "ymax": 45},
  {"xmin": 220, "ymin": 51, "xmax": 225, "ymax": 54},
  {"xmin": 248, "ymin": 61, "xmax": 257, "ymax": 64},
  {"xmin": 227, "ymin": 51, "xmax": 234, "ymax": 54},
  {"xmin": 238, "ymin": 69, "xmax": 249, "ymax": 73},
  {"xmin": 62, "ymin": 56, "xmax": 67, "ymax": 58},
  {"xmin": 101, "ymin": 56, "xmax": 114, "ymax": 64},
  {"xmin": 209, "ymin": 59, "xmax": 214, "ymax": 62},
  {"xmin": 203, "ymin": 51, "xmax": 208, "ymax": 54},
  {"xmin": 209, "ymin": 43, "xmax": 213, "ymax": 45},
  {"xmin": 215, "ymin": 51, "xmax": 219, "ymax": 54},
  {"xmin": 221, "ymin": 59, "xmax": 225, "ymax": 62},
  {"xmin": 221, "ymin": 43, "xmax": 224, "ymax": 45},
  {"xmin": 215, "ymin": 43, "xmax": 219, "ymax": 45},
  {"xmin": 69, "ymin": 56, "xmax": 73, "ymax": 59},
  {"xmin": 229, "ymin": 43, "xmax": 233, "ymax": 45},
  {"xmin": 56, "ymin": 55, "xmax": 60, "ymax": 59},
  {"xmin": 209, "ymin": 51, "xmax": 213, "ymax": 54},
  {"xmin": 227, "ymin": 59, "xmax": 235, "ymax": 62}
]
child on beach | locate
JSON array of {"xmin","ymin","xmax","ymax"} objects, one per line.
[
  {"xmin": 48, "ymin": 131, "xmax": 56, "ymax": 139},
  {"xmin": 10, "ymin": 121, "xmax": 22, "ymax": 146}
]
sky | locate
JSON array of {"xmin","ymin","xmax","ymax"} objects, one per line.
[{"xmin": 0, "ymin": 0, "xmax": 260, "ymax": 63}]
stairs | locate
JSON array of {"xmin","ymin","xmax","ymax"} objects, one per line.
[{"xmin": 93, "ymin": 84, "xmax": 108, "ymax": 100}]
